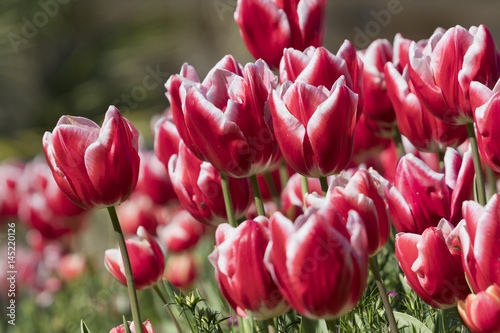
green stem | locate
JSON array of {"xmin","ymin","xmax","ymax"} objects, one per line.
[
  {"xmin": 279, "ymin": 160, "xmax": 290, "ymax": 191},
  {"xmin": 301, "ymin": 176, "xmax": 310, "ymax": 209},
  {"xmin": 467, "ymin": 123, "xmax": 487, "ymax": 205},
  {"xmin": 263, "ymin": 171, "xmax": 282, "ymax": 208},
  {"xmin": 485, "ymin": 164, "xmax": 497, "ymax": 200},
  {"xmin": 107, "ymin": 206, "xmax": 143, "ymax": 333},
  {"xmin": 319, "ymin": 176, "xmax": 328, "ymax": 197},
  {"xmin": 250, "ymin": 174, "xmax": 266, "ymax": 216},
  {"xmin": 393, "ymin": 125, "xmax": 405, "ymax": 157},
  {"xmin": 220, "ymin": 172, "xmax": 237, "ymax": 227},
  {"xmin": 369, "ymin": 256, "xmax": 399, "ymax": 333},
  {"xmin": 438, "ymin": 150, "xmax": 445, "ymax": 171},
  {"xmin": 152, "ymin": 285, "xmax": 182, "ymax": 333}
]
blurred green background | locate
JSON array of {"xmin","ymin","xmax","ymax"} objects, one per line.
[{"xmin": 1, "ymin": 0, "xmax": 500, "ymax": 160}]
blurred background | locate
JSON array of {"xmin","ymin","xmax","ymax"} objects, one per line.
[{"xmin": 1, "ymin": 0, "xmax": 500, "ymax": 161}]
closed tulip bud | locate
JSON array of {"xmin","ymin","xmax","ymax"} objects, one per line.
[
  {"xmin": 265, "ymin": 208, "xmax": 368, "ymax": 319},
  {"xmin": 460, "ymin": 194, "xmax": 500, "ymax": 293},
  {"xmin": 385, "ymin": 148, "xmax": 474, "ymax": 234},
  {"xmin": 407, "ymin": 25, "xmax": 500, "ymax": 124},
  {"xmin": 58, "ymin": 253, "xmax": 85, "ymax": 281},
  {"xmin": 270, "ymin": 77, "xmax": 358, "ymax": 177},
  {"xmin": 153, "ymin": 113, "xmax": 181, "ymax": 171},
  {"xmin": 166, "ymin": 57, "xmax": 281, "ymax": 177},
  {"xmin": 158, "ymin": 210, "xmax": 206, "ymax": 253},
  {"xmin": 470, "ymin": 80, "xmax": 500, "ymax": 172},
  {"xmin": 234, "ymin": 0, "xmax": 326, "ymax": 68},
  {"xmin": 110, "ymin": 319, "xmax": 155, "ymax": 333},
  {"xmin": 164, "ymin": 252, "xmax": 199, "ymax": 291},
  {"xmin": 116, "ymin": 193, "xmax": 160, "ymax": 236},
  {"xmin": 458, "ymin": 284, "xmax": 500, "ymax": 333},
  {"xmin": 43, "ymin": 106, "xmax": 140, "ymax": 210},
  {"xmin": 104, "ymin": 227, "xmax": 165, "ymax": 290},
  {"xmin": 395, "ymin": 219, "xmax": 470, "ymax": 308},
  {"xmin": 168, "ymin": 141, "xmax": 252, "ymax": 226},
  {"xmin": 209, "ymin": 217, "xmax": 289, "ymax": 320}
]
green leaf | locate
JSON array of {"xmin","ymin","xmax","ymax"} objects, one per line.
[
  {"xmin": 300, "ymin": 317, "xmax": 329, "ymax": 333},
  {"xmin": 80, "ymin": 320, "xmax": 91, "ymax": 333},
  {"xmin": 394, "ymin": 311, "xmax": 433, "ymax": 333},
  {"xmin": 123, "ymin": 315, "xmax": 132, "ymax": 333}
]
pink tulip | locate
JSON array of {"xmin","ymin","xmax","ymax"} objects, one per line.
[
  {"xmin": 281, "ymin": 173, "xmax": 322, "ymax": 221},
  {"xmin": 110, "ymin": 319, "xmax": 155, "ymax": 333},
  {"xmin": 395, "ymin": 219, "xmax": 470, "ymax": 308},
  {"xmin": 58, "ymin": 253, "xmax": 86, "ymax": 281},
  {"xmin": 168, "ymin": 141, "xmax": 252, "ymax": 226},
  {"xmin": 166, "ymin": 56, "xmax": 281, "ymax": 177},
  {"xmin": 460, "ymin": 194, "xmax": 500, "ymax": 293},
  {"xmin": 116, "ymin": 193, "xmax": 160, "ymax": 236},
  {"xmin": 105, "ymin": 227, "xmax": 165, "ymax": 290},
  {"xmin": 153, "ymin": 112, "xmax": 181, "ymax": 171},
  {"xmin": 265, "ymin": 207, "xmax": 368, "ymax": 319},
  {"xmin": 209, "ymin": 217, "xmax": 289, "ymax": 320},
  {"xmin": 269, "ymin": 77, "xmax": 358, "ymax": 177},
  {"xmin": 385, "ymin": 148, "xmax": 474, "ymax": 234},
  {"xmin": 280, "ymin": 43, "xmax": 363, "ymax": 113},
  {"xmin": 164, "ymin": 252, "xmax": 199, "ymax": 291},
  {"xmin": 469, "ymin": 79, "xmax": 500, "ymax": 172},
  {"xmin": 407, "ymin": 25, "xmax": 500, "ymax": 124},
  {"xmin": 158, "ymin": 210, "xmax": 206, "ymax": 253},
  {"xmin": 0, "ymin": 160, "xmax": 25, "ymax": 222},
  {"xmin": 43, "ymin": 106, "xmax": 140, "ymax": 210},
  {"xmin": 458, "ymin": 284, "xmax": 500, "ymax": 333},
  {"xmin": 234, "ymin": 0, "xmax": 326, "ymax": 68}
]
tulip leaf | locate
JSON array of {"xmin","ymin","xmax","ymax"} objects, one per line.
[
  {"xmin": 123, "ymin": 316, "xmax": 132, "ymax": 333},
  {"xmin": 393, "ymin": 311, "xmax": 433, "ymax": 333},
  {"xmin": 80, "ymin": 320, "xmax": 91, "ymax": 333},
  {"xmin": 300, "ymin": 317, "xmax": 329, "ymax": 333}
]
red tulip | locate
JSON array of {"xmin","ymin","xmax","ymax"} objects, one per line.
[
  {"xmin": 166, "ymin": 56, "xmax": 281, "ymax": 177},
  {"xmin": 458, "ymin": 284, "xmax": 500, "ymax": 333},
  {"xmin": 0, "ymin": 160, "xmax": 25, "ymax": 222},
  {"xmin": 43, "ymin": 106, "xmax": 140, "ymax": 210},
  {"xmin": 116, "ymin": 193, "xmax": 160, "ymax": 236},
  {"xmin": 153, "ymin": 112, "xmax": 181, "ymax": 171},
  {"xmin": 350, "ymin": 112, "xmax": 391, "ymax": 168},
  {"xmin": 164, "ymin": 252, "xmax": 199, "ymax": 291},
  {"xmin": 407, "ymin": 25, "xmax": 500, "ymax": 124},
  {"xmin": 385, "ymin": 61, "xmax": 468, "ymax": 152},
  {"xmin": 104, "ymin": 227, "xmax": 165, "ymax": 290},
  {"xmin": 385, "ymin": 148, "xmax": 474, "ymax": 234},
  {"xmin": 158, "ymin": 210, "xmax": 206, "ymax": 253},
  {"xmin": 209, "ymin": 217, "xmax": 289, "ymax": 320},
  {"xmin": 234, "ymin": 0, "xmax": 326, "ymax": 68},
  {"xmin": 269, "ymin": 77, "xmax": 358, "ymax": 177},
  {"xmin": 58, "ymin": 253, "xmax": 86, "ymax": 281},
  {"xmin": 395, "ymin": 219, "xmax": 470, "ymax": 308},
  {"xmin": 265, "ymin": 207, "xmax": 368, "ymax": 319},
  {"xmin": 110, "ymin": 319, "xmax": 155, "ymax": 333},
  {"xmin": 168, "ymin": 141, "xmax": 252, "ymax": 226},
  {"xmin": 280, "ymin": 43, "xmax": 363, "ymax": 112},
  {"xmin": 460, "ymin": 194, "xmax": 500, "ymax": 293},
  {"xmin": 281, "ymin": 173, "xmax": 322, "ymax": 220},
  {"xmin": 358, "ymin": 39, "xmax": 395, "ymax": 137},
  {"xmin": 470, "ymin": 79, "xmax": 500, "ymax": 172}
]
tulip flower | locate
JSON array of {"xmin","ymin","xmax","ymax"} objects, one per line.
[
  {"xmin": 166, "ymin": 56, "xmax": 281, "ymax": 177},
  {"xmin": 158, "ymin": 210, "xmax": 206, "ymax": 253},
  {"xmin": 281, "ymin": 173, "xmax": 322, "ymax": 220},
  {"xmin": 385, "ymin": 62, "xmax": 468, "ymax": 152},
  {"xmin": 358, "ymin": 39, "xmax": 395, "ymax": 137},
  {"xmin": 265, "ymin": 207, "xmax": 368, "ymax": 319},
  {"xmin": 395, "ymin": 219, "xmax": 470, "ymax": 308},
  {"xmin": 0, "ymin": 160, "xmax": 25, "ymax": 222},
  {"xmin": 269, "ymin": 77, "xmax": 358, "ymax": 177},
  {"xmin": 350, "ymin": 113, "xmax": 391, "ymax": 168},
  {"xmin": 116, "ymin": 193, "xmax": 160, "ymax": 236},
  {"xmin": 209, "ymin": 217, "xmax": 289, "ymax": 320},
  {"xmin": 234, "ymin": 0, "xmax": 327, "ymax": 68},
  {"xmin": 164, "ymin": 252, "xmax": 199, "ymax": 291},
  {"xmin": 469, "ymin": 79, "xmax": 500, "ymax": 172},
  {"xmin": 153, "ymin": 112, "xmax": 181, "ymax": 171},
  {"xmin": 459, "ymin": 194, "xmax": 500, "ymax": 293},
  {"xmin": 105, "ymin": 227, "xmax": 165, "ymax": 290},
  {"xmin": 407, "ymin": 25, "xmax": 500, "ymax": 124},
  {"xmin": 110, "ymin": 319, "xmax": 155, "ymax": 333},
  {"xmin": 458, "ymin": 284, "xmax": 500, "ymax": 333},
  {"xmin": 58, "ymin": 253, "xmax": 86, "ymax": 281},
  {"xmin": 168, "ymin": 141, "xmax": 252, "ymax": 226},
  {"xmin": 385, "ymin": 148, "xmax": 474, "ymax": 234},
  {"xmin": 43, "ymin": 106, "xmax": 140, "ymax": 210},
  {"xmin": 280, "ymin": 43, "xmax": 363, "ymax": 112}
]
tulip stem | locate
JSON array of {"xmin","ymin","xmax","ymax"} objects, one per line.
[
  {"xmin": 107, "ymin": 206, "xmax": 143, "ymax": 333},
  {"xmin": 264, "ymin": 171, "xmax": 282, "ymax": 208},
  {"xmin": 369, "ymin": 256, "xmax": 399, "ymax": 333},
  {"xmin": 438, "ymin": 150, "xmax": 445, "ymax": 170},
  {"xmin": 319, "ymin": 176, "xmax": 328, "ymax": 196},
  {"xmin": 250, "ymin": 174, "xmax": 266, "ymax": 216},
  {"xmin": 301, "ymin": 176, "xmax": 310, "ymax": 209},
  {"xmin": 220, "ymin": 172, "xmax": 237, "ymax": 227},
  {"xmin": 279, "ymin": 160, "xmax": 290, "ymax": 191},
  {"xmin": 485, "ymin": 164, "xmax": 497, "ymax": 200},
  {"xmin": 393, "ymin": 125, "xmax": 405, "ymax": 158},
  {"xmin": 467, "ymin": 123, "xmax": 486, "ymax": 205},
  {"xmin": 152, "ymin": 285, "xmax": 182, "ymax": 333},
  {"xmin": 266, "ymin": 319, "xmax": 277, "ymax": 333}
]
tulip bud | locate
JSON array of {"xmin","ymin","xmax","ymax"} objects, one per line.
[
  {"xmin": 458, "ymin": 284, "xmax": 500, "ymax": 333},
  {"xmin": 43, "ymin": 106, "xmax": 140, "ymax": 210},
  {"xmin": 109, "ymin": 319, "xmax": 155, "ymax": 333},
  {"xmin": 158, "ymin": 210, "xmax": 206, "ymax": 253}
]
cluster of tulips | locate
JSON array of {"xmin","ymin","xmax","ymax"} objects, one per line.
[{"xmin": 3, "ymin": 0, "xmax": 500, "ymax": 332}]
